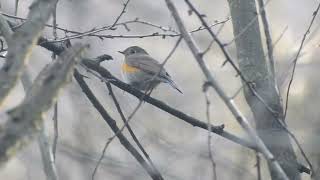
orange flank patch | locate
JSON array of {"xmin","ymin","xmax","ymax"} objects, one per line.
[{"xmin": 122, "ymin": 63, "xmax": 140, "ymax": 73}]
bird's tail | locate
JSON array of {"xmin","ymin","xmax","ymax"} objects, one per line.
[{"xmin": 166, "ymin": 78, "xmax": 183, "ymax": 94}]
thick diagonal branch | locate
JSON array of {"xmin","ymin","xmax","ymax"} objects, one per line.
[
  {"xmin": 0, "ymin": 0, "xmax": 58, "ymax": 105},
  {"xmin": 0, "ymin": 44, "xmax": 84, "ymax": 166},
  {"xmin": 0, "ymin": 13, "xmax": 58, "ymax": 180}
]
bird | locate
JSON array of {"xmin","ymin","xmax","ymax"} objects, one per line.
[{"xmin": 119, "ymin": 46, "xmax": 182, "ymax": 93}]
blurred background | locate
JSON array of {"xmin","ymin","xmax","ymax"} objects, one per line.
[{"xmin": 0, "ymin": 0, "xmax": 319, "ymax": 179}]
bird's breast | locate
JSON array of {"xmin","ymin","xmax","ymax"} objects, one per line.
[{"xmin": 122, "ymin": 63, "xmax": 140, "ymax": 73}]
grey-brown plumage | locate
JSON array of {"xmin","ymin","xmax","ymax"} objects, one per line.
[{"xmin": 119, "ymin": 46, "xmax": 182, "ymax": 93}]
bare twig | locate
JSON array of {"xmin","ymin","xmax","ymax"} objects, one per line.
[
  {"xmin": 110, "ymin": 0, "xmax": 131, "ymax": 27},
  {"xmin": 257, "ymin": 0, "xmax": 276, "ymax": 80},
  {"xmin": 283, "ymin": 2, "xmax": 320, "ymax": 119},
  {"xmin": 52, "ymin": 103, "xmax": 58, "ymax": 159},
  {"xmin": 203, "ymin": 84, "xmax": 217, "ymax": 180},
  {"xmin": 271, "ymin": 26, "xmax": 288, "ymax": 56},
  {"xmin": 0, "ymin": 0, "xmax": 58, "ymax": 105},
  {"xmin": 255, "ymin": 151, "xmax": 262, "ymax": 180},
  {"xmin": 165, "ymin": 0, "xmax": 288, "ymax": 179},
  {"xmin": 45, "ymin": 18, "xmax": 229, "ymax": 43},
  {"xmin": 282, "ymin": 4, "xmax": 320, "ymax": 176},
  {"xmin": 2, "ymin": 11, "xmax": 229, "ymax": 42},
  {"xmin": 202, "ymin": 15, "xmax": 230, "ymax": 55}
]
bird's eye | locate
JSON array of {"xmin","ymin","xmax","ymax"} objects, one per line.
[{"xmin": 129, "ymin": 49, "xmax": 136, "ymax": 54}]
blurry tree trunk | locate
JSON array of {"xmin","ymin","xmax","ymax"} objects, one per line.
[
  {"xmin": 227, "ymin": 1, "xmax": 301, "ymax": 180},
  {"xmin": 311, "ymin": 151, "xmax": 320, "ymax": 179}
]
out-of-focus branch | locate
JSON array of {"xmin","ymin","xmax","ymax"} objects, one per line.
[
  {"xmin": 0, "ymin": 13, "xmax": 59, "ymax": 180},
  {"xmin": 51, "ymin": 2, "xmax": 59, "ymax": 162},
  {"xmin": 0, "ymin": 0, "xmax": 58, "ymax": 105},
  {"xmin": 73, "ymin": 69, "xmax": 164, "ymax": 180},
  {"xmin": 164, "ymin": 0, "xmax": 288, "ymax": 179},
  {"xmin": 0, "ymin": 15, "xmax": 12, "ymax": 39},
  {"xmin": 0, "ymin": 44, "xmax": 85, "ymax": 166},
  {"xmin": 38, "ymin": 129, "xmax": 59, "ymax": 180},
  {"xmin": 256, "ymin": 152, "xmax": 262, "ymax": 180},
  {"xmin": 14, "ymin": 0, "xmax": 19, "ymax": 16}
]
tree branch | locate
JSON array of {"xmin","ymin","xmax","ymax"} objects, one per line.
[
  {"xmin": 0, "ymin": 0, "xmax": 58, "ymax": 105},
  {"xmin": 0, "ymin": 43, "xmax": 85, "ymax": 166}
]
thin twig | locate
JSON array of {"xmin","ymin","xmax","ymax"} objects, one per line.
[
  {"xmin": 203, "ymin": 85, "xmax": 217, "ymax": 180},
  {"xmin": 202, "ymin": 16, "xmax": 230, "ymax": 55},
  {"xmin": 45, "ymin": 18, "xmax": 229, "ymax": 43},
  {"xmin": 1, "ymin": 11, "xmax": 229, "ymax": 42},
  {"xmin": 255, "ymin": 151, "xmax": 262, "ymax": 180},
  {"xmin": 111, "ymin": 0, "xmax": 131, "ymax": 27},
  {"xmin": 283, "ymin": 2, "xmax": 320, "ymax": 119},
  {"xmin": 271, "ymin": 26, "xmax": 288, "ymax": 55},
  {"xmin": 257, "ymin": 0, "xmax": 276, "ymax": 81},
  {"xmin": 282, "ymin": 3, "xmax": 320, "ymax": 175}
]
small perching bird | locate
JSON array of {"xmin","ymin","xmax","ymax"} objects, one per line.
[{"xmin": 119, "ymin": 46, "xmax": 182, "ymax": 93}]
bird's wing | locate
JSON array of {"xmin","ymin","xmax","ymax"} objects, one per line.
[
  {"xmin": 126, "ymin": 54, "xmax": 169, "ymax": 78},
  {"xmin": 126, "ymin": 54, "xmax": 183, "ymax": 93}
]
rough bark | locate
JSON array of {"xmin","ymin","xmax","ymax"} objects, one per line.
[{"xmin": 227, "ymin": 1, "xmax": 300, "ymax": 179}]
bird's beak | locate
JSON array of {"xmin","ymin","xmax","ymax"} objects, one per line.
[{"xmin": 118, "ymin": 51, "xmax": 125, "ymax": 55}]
